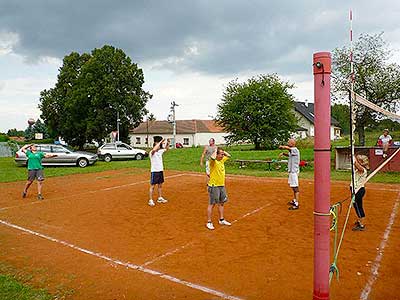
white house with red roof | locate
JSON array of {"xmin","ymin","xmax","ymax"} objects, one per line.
[{"xmin": 129, "ymin": 119, "xmax": 227, "ymax": 147}]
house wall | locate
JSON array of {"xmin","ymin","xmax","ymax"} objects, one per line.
[
  {"xmin": 129, "ymin": 132, "xmax": 227, "ymax": 147},
  {"xmin": 294, "ymin": 112, "xmax": 314, "ymax": 137},
  {"xmin": 295, "ymin": 111, "xmax": 340, "ymax": 140},
  {"xmin": 193, "ymin": 133, "xmax": 227, "ymax": 146}
]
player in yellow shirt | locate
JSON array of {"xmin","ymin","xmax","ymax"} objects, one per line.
[{"xmin": 206, "ymin": 147, "xmax": 232, "ymax": 230}]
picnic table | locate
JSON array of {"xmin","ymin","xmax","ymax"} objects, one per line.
[{"xmin": 234, "ymin": 159, "xmax": 288, "ymax": 171}]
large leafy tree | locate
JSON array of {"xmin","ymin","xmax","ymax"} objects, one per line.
[
  {"xmin": 332, "ymin": 33, "xmax": 400, "ymax": 145},
  {"xmin": 331, "ymin": 103, "xmax": 350, "ymax": 134},
  {"xmin": 217, "ymin": 74, "xmax": 297, "ymax": 149},
  {"xmin": 39, "ymin": 45, "xmax": 151, "ymax": 148}
]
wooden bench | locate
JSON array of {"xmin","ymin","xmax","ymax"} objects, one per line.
[{"xmin": 234, "ymin": 159, "xmax": 288, "ymax": 171}]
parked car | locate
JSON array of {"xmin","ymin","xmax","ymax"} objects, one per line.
[
  {"xmin": 15, "ymin": 144, "xmax": 98, "ymax": 168},
  {"xmin": 97, "ymin": 142, "xmax": 148, "ymax": 162}
]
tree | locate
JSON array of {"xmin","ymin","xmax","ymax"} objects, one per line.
[
  {"xmin": 332, "ymin": 33, "xmax": 400, "ymax": 145},
  {"xmin": 7, "ymin": 128, "xmax": 25, "ymax": 137},
  {"xmin": 147, "ymin": 113, "xmax": 156, "ymax": 121},
  {"xmin": 39, "ymin": 45, "xmax": 151, "ymax": 149},
  {"xmin": 216, "ymin": 74, "xmax": 297, "ymax": 149},
  {"xmin": 331, "ymin": 104, "xmax": 350, "ymax": 134},
  {"xmin": 24, "ymin": 119, "xmax": 49, "ymax": 140}
]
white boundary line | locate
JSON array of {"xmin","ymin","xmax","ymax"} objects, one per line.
[
  {"xmin": 0, "ymin": 219, "xmax": 244, "ymax": 300},
  {"xmin": 142, "ymin": 203, "xmax": 272, "ymax": 267},
  {"xmin": 0, "ymin": 174, "xmax": 185, "ymax": 212},
  {"xmin": 1, "ymin": 172, "xmax": 398, "ymax": 298},
  {"xmin": 360, "ymin": 191, "xmax": 400, "ymax": 300},
  {"xmin": 1, "ymin": 173, "xmax": 396, "ymax": 213}
]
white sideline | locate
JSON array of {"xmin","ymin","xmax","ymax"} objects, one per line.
[
  {"xmin": 360, "ymin": 191, "xmax": 400, "ymax": 300},
  {"xmin": 0, "ymin": 219, "xmax": 244, "ymax": 300},
  {"xmin": 0, "ymin": 173, "xmax": 185, "ymax": 212},
  {"xmin": 142, "ymin": 203, "xmax": 272, "ymax": 267}
]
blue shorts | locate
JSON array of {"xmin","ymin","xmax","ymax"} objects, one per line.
[{"xmin": 150, "ymin": 171, "xmax": 164, "ymax": 185}]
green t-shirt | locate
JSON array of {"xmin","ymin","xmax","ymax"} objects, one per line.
[{"xmin": 26, "ymin": 150, "xmax": 45, "ymax": 170}]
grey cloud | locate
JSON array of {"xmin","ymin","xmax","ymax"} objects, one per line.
[{"xmin": 0, "ymin": 0, "xmax": 399, "ymax": 78}]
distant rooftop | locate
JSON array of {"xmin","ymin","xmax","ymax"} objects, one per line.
[
  {"xmin": 295, "ymin": 102, "xmax": 340, "ymax": 126},
  {"xmin": 130, "ymin": 119, "xmax": 225, "ymax": 134}
]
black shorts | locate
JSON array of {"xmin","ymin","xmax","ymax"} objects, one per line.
[
  {"xmin": 28, "ymin": 169, "xmax": 45, "ymax": 181},
  {"xmin": 150, "ymin": 171, "xmax": 164, "ymax": 185}
]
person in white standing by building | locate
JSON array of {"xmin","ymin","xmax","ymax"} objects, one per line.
[
  {"xmin": 148, "ymin": 138, "xmax": 170, "ymax": 206},
  {"xmin": 279, "ymin": 139, "xmax": 300, "ymax": 210}
]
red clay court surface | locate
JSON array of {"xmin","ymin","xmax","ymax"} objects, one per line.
[{"xmin": 0, "ymin": 168, "xmax": 399, "ymax": 300}]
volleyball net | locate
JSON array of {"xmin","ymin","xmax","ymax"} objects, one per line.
[{"xmin": 329, "ymin": 91, "xmax": 400, "ymax": 284}]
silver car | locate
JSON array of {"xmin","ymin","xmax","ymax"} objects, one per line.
[
  {"xmin": 15, "ymin": 144, "xmax": 98, "ymax": 168},
  {"xmin": 97, "ymin": 142, "xmax": 147, "ymax": 162}
]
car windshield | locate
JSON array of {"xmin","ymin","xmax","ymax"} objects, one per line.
[
  {"xmin": 63, "ymin": 145, "xmax": 76, "ymax": 152},
  {"xmin": 51, "ymin": 145, "xmax": 69, "ymax": 153},
  {"xmin": 117, "ymin": 144, "xmax": 131, "ymax": 150}
]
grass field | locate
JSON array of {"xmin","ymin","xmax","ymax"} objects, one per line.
[
  {"xmin": 1, "ymin": 140, "xmax": 399, "ymax": 183},
  {"xmin": 0, "ymin": 275, "xmax": 52, "ymax": 300}
]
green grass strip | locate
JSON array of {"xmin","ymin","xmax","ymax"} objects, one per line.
[{"xmin": 0, "ymin": 275, "xmax": 52, "ymax": 300}]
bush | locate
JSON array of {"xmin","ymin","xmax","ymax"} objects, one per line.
[
  {"xmin": 25, "ymin": 139, "xmax": 54, "ymax": 144},
  {"xmin": 0, "ymin": 135, "xmax": 9, "ymax": 142},
  {"xmin": 295, "ymin": 137, "xmax": 314, "ymax": 148}
]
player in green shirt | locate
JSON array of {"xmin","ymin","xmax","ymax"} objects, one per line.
[{"xmin": 21, "ymin": 144, "xmax": 57, "ymax": 200}]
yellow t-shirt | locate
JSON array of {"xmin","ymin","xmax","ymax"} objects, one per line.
[{"xmin": 208, "ymin": 156, "xmax": 229, "ymax": 186}]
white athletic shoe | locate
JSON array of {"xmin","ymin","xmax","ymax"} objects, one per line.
[
  {"xmin": 206, "ymin": 222, "xmax": 215, "ymax": 230},
  {"xmin": 148, "ymin": 199, "xmax": 155, "ymax": 206},
  {"xmin": 157, "ymin": 197, "xmax": 168, "ymax": 203},
  {"xmin": 218, "ymin": 219, "xmax": 231, "ymax": 226}
]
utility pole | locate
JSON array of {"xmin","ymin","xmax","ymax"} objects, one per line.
[
  {"xmin": 146, "ymin": 115, "xmax": 149, "ymax": 148},
  {"xmin": 170, "ymin": 101, "xmax": 179, "ymax": 148},
  {"xmin": 117, "ymin": 110, "xmax": 120, "ymax": 142}
]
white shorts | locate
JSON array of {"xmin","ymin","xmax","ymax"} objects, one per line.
[
  {"xmin": 288, "ymin": 172, "xmax": 299, "ymax": 187},
  {"xmin": 205, "ymin": 160, "xmax": 210, "ymax": 176}
]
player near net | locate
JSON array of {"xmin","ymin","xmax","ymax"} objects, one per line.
[
  {"xmin": 200, "ymin": 138, "xmax": 217, "ymax": 179},
  {"xmin": 351, "ymin": 154, "xmax": 370, "ymax": 231},
  {"xmin": 279, "ymin": 138, "xmax": 300, "ymax": 210}
]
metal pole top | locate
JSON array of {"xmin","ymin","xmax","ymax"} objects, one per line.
[{"xmin": 313, "ymin": 52, "xmax": 331, "ymax": 75}]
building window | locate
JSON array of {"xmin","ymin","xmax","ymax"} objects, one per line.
[
  {"xmin": 183, "ymin": 138, "xmax": 189, "ymax": 145},
  {"xmin": 136, "ymin": 137, "xmax": 141, "ymax": 144},
  {"xmin": 145, "ymin": 137, "xmax": 148, "ymax": 145}
]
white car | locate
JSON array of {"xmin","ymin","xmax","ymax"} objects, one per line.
[{"xmin": 97, "ymin": 142, "xmax": 148, "ymax": 162}]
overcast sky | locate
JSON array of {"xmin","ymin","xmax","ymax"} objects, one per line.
[{"xmin": 1, "ymin": 1, "xmax": 399, "ymax": 132}]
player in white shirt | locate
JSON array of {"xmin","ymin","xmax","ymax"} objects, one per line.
[{"xmin": 148, "ymin": 138, "xmax": 170, "ymax": 206}]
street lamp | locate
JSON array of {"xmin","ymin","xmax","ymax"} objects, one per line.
[
  {"xmin": 116, "ymin": 111, "xmax": 120, "ymax": 142},
  {"xmin": 170, "ymin": 101, "xmax": 179, "ymax": 148}
]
